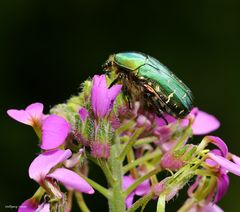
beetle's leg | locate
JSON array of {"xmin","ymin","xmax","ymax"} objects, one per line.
[
  {"xmin": 122, "ymin": 86, "xmax": 133, "ymax": 109},
  {"xmin": 108, "ymin": 73, "xmax": 124, "ymax": 88},
  {"xmin": 149, "ymin": 97, "xmax": 168, "ymax": 125},
  {"xmin": 108, "ymin": 77, "xmax": 120, "ymax": 88},
  {"xmin": 143, "ymin": 83, "xmax": 168, "ymax": 125},
  {"xmin": 156, "ymin": 110, "xmax": 168, "ymax": 125}
]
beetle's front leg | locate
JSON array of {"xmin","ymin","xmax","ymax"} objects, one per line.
[{"xmin": 108, "ymin": 73, "xmax": 124, "ymax": 88}]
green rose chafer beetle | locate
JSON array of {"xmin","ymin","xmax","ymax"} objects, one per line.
[{"xmin": 103, "ymin": 52, "xmax": 193, "ymax": 123}]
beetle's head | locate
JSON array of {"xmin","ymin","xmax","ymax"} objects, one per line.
[{"xmin": 102, "ymin": 54, "xmax": 116, "ymax": 75}]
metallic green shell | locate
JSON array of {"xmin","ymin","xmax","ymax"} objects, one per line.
[
  {"xmin": 114, "ymin": 52, "xmax": 193, "ymax": 117},
  {"xmin": 114, "ymin": 52, "xmax": 146, "ymax": 71}
]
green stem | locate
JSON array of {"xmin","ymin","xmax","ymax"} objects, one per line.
[
  {"xmin": 157, "ymin": 194, "xmax": 166, "ymax": 212},
  {"xmin": 66, "ymin": 191, "xmax": 73, "ymax": 212},
  {"xmin": 127, "ymin": 192, "xmax": 154, "ymax": 212},
  {"xmin": 123, "ymin": 149, "xmax": 161, "ymax": 174},
  {"xmin": 174, "ymin": 126, "xmax": 192, "ymax": 150},
  {"xmin": 124, "ymin": 167, "xmax": 161, "ymax": 197},
  {"xmin": 134, "ymin": 136, "xmax": 158, "ymax": 148},
  {"xmin": 75, "ymin": 192, "xmax": 90, "ymax": 212},
  {"xmin": 108, "ymin": 140, "xmax": 125, "ymax": 212},
  {"xmin": 178, "ymin": 198, "xmax": 195, "ymax": 212},
  {"xmin": 86, "ymin": 153, "xmax": 115, "ymax": 186},
  {"xmin": 119, "ymin": 128, "xmax": 144, "ymax": 161},
  {"xmin": 32, "ymin": 186, "xmax": 45, "ymax": 202},
  {"xmin": 116, "ymin": 120, "xmax": 136, "ymax": 135},
  {"xmin": 99, "ymin": 159, "xmax": 115, "ymax": 186},
  {"xmin": 127, "ymin": 148, "xmax": 139, "ymax": 178},
  {"xmin": 77, "ymin": 172, "xmax": 111, "ymax": 199}
]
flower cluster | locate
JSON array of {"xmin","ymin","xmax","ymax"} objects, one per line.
[{"xmin": 8, "ymin": 74, "xmax": 240, "ymax": 212}]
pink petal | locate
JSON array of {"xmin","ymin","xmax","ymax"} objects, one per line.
[
  {"xmin": 206, "ymin": 136, "xmax": 228, "ymax": 157},
  {"xmin": 18, "ymin": 198, "xmax": 38, "ymax": 212},
  {"xmin": 7, "ymin": 102, "xmax": 44, "ymax": 126},
  {"xmin": 91, "ymin": 75, "xmax": 110, "ymax": 118},
  {"xmin": 188, "ymin": 176, "xmax": 201, "ymax": 197},
  {"xmin": 155, "ymin": 114, "xmax": 176, "ymax": 127},
  {"xmin": 29, "ymin": 149, "xmax": 72, "ymax": 183},
  {"xmin": 37, "ymin": 203, "xmax": 50, "ymax": 212},
  {"xmin": 26, "ymin": 103, "xmax": 44, "ymax": 119},
  {"xmin": 123, "ymin": 176, "xmax": 135, "ymax": 190},
  {"xmin": 231, "ymin": 154, "xmax": 240, "ymax": 166},
  {"xmin": 192, "ymin": 110, "xmax": 220, "ymax": 135},
  {"xmin": 79, "ymin": 107, "xmax": 89, "ymax": 122},
  {"xmin": 208, "ymin": 153, "xmax": 240, "ymax": 176},
  {"xmin": 108, "ymin": 84, "xmax": 122, "ymax": 103},
  {"xmin": 135, "ymin": 179, "xmax": 150, "ymax": 196},
  {"xmin": 201, "ymin": 203, "xmax": 224, "ymax": 212},
  {"xmin": 122, "ymin": 175, "xmax": 136, "ymax": 208},
  {"xmin": 47, "ymin": 168, "xmax": 94, "ymax": 194},
  {"xmin": 189, "ymin": 203, "xmax": 223, "ymax": 212},
  {"xmin": 214, "ymin": 171, "xmax": 229, "ymax": 203},
  {"xmin": 91, "ymin": 75, "xmax": 122, "ymax": 118},
  {"xmin": 125, "ymin": 192, "xmax": 135, "ymax": 209},
  {"xmin": 161, "ymin": 140, "xmax": 176, "ymax": 152},
  {"xmin": 41, "ymin": 115, "xmax": 70, "ymax": 150}
]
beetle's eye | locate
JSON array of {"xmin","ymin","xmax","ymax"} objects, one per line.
[{"xmin": 107, "ymin": 61, "xmax": 114, "ymax": 67}]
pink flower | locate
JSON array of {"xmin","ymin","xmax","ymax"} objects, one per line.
[
  {"xmin": 41, "ymin": 115, "xmax": 70, "ymax": 150},
  {"xmin": 18, "ymin": 198, "xmax": 39, "ymax": 212},
  {"xmin": 190, "ymin": 108, "xmax": 220, "ymax": 135},
  {"xmin": 231, "ymin": 154, "xmax": 240, "ymax": 165},
  {"xmin": 7, "ymin": 103, "xmax": 70, "ymax": 150},
  {"xmin": 188, "ymin": 201, "xmax": 223, "ymax": 212},
  {"xmin": 208, "ymin": 153, "xmax": 240, "ymax": 176},
  {"xmin": 91, "ymin": 75, "xmax": 122, "ymax": 118},
  {"xmin": 7, "ymin": 102, "xmax": 44, "ymax": 127},
  {"xmin": 29, "ymin": 149, "xmax": 94, "ymax": 194},
  {"xmin": 123, "ymin": 175, "xmax": 150, "ymax": 208},
  {"xmin": 204, "ymin": 136, "xmax": 240, "ymax": 176},
  {"xmin": 18, "ymin": 200, "xmax": 50, "ymax": 212}
]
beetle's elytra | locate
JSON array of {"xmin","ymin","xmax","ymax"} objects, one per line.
[{"xmin": 103, "ymin": 52, "xmax": 193, "ymax": 122}]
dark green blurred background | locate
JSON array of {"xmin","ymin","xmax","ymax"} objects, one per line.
[{"xmin": 1, "ymin": 0, "xmax": 240, "ymax": 211}]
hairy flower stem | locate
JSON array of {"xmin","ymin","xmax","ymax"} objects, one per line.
[
  {"xmin": 77, "ymin": 171, "xmax": 110, "ymax": 199},
  {"xmin": 174, "ymin": 120, "xmax": 193, "ymax": 150},
  {"xmin": 33, "ymin": 186, "xmax": 46, "ymax": 202},
  {"xmin": 123, "ymin": 149, "xmax": 162, "ymax": 174},
  {"xmin": 99, "ymin": 159, "xmax": 115, "ymax": 186},
  {"xmin": 66, "ymin": 191, "xmax": 73, "ymax": 212},
  {"xmin": 124, "ymin": 167, "xmax": 161, "ymax": 197},
  {"xmin": 127, "ymin": 192, "xmax": 155, "ymax": 212},
  {"xmin": 75, "ymin": 192, "xmax": 90, "ymax": 212},
  {"xmin": 134, "ymin": 136, "xmax": 158, "ymax": 148},
  {"xmin": 127, "ymin": 148, "xmax": 139, "ymax": 178},
  {"xmin": 108, "ymin": 139, "xmax": 125, "ymax": 212},
  {"xmin": 119, "ymin": 127, "xmax": 144, "ymax": 162}
]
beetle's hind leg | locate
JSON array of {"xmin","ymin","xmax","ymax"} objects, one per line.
[
  {"xmin": 150, "ymin": 97, "xmax": 168, "ymax": 125},
  {"xmin": 156, "ymin": 109, "xmax": 168, "ymax": 125},
  {"xmin": 143, "ymin": 85, "xmax": 168, "ymax": 125}
]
